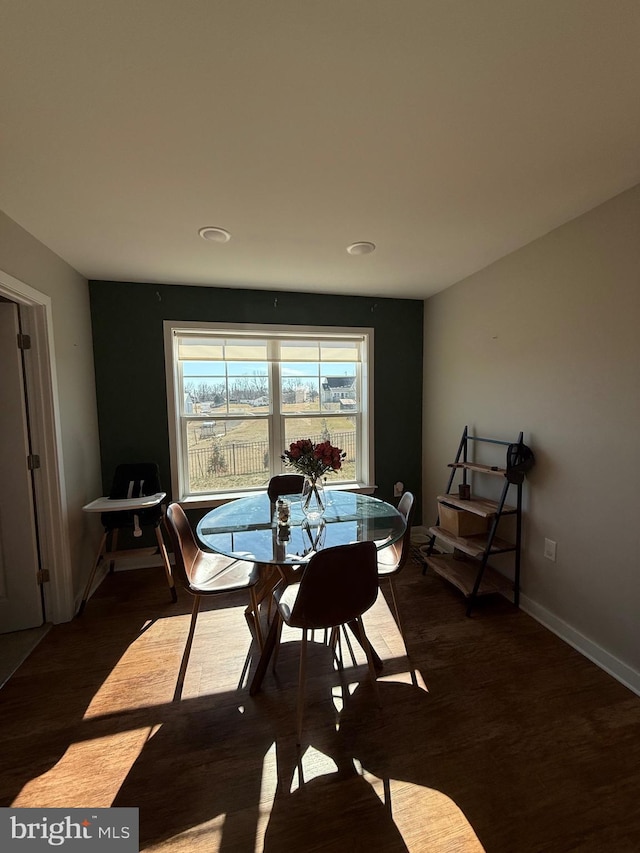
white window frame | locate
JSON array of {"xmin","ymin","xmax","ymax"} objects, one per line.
[{"xmin": 164, "ymin": 320, "xmax": 375, "ymax": 506}]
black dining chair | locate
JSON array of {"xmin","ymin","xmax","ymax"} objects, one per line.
[
  {"xmin": 263, "ymin": 473, "xmax": 306, "ymax": 600},
  {"xmin": 376, "ymin": 491, "xmax": 415, "ymax": 647},
  {"xmin": 267, "ymin": 474, "xmax": 305, "ymax": 506},
  {"xmin": 164, "ymin": 502, "xmax": 264, "ymax": 700},
  {"xmin": 271, "ymin": 540, "xmax": 381, "ymax": 743}
]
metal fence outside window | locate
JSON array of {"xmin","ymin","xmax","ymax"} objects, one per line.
[{"xmin": 188, "ymin": 431, "xmax": 356, "ymax": 479}]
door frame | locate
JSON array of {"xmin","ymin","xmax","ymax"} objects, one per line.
[{"xmin": 0, "ymin": 269, "xmax": 74, "ymax": 623}]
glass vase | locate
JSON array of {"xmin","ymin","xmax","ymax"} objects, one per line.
[
  {"xmin": 302, "ymin": 518, "xmax": 326, "ymax": 555},
  {"xmin": 301, "ymin": 475, "xmax": 326, "ymax": 520}
]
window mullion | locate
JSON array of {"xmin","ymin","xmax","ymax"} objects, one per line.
[
  {"xmin": 269, "ymin": 341, "xmax": 283, "ymax": 475},
  {"xmin": 176, "ymin": 355, "xmax": 189, "ymax": 496}
]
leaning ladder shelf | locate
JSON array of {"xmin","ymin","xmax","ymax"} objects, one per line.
[{"xmin": 422, "ymin": 427, "xmax": 531, "ymax": 616}]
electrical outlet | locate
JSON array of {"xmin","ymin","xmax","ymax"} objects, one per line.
[
  {"xmin": 544, "ymin": 538, "xmax": 557, "ymax": 561},
  {"xmin": 393, "ymin": 481, "xmax": 404, "ymax": 497}
]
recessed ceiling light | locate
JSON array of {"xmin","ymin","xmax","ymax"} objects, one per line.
[
  {"xmin": 198, "ymin": 226, "xmax": 231, "ymax": 243},
  {"xmin": 346, "ymin": 241, "xmax": 376, "ymax": 255}
]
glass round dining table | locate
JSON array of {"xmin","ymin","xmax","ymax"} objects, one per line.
[
  {"xmin": 197, "ymin": 489, "xmax": 406, "ymax": 696},
  {"xmin": 196, "ymin": 490, "xmax": 406, "ymax": 565}
]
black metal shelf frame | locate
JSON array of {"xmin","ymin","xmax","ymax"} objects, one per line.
[{"xmin": 424, "ymin": 425, "xmax": 526, "ymax": 616}]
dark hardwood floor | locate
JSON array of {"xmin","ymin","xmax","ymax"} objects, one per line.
[{"xmin": 1, "ymin": 552, "xmax": 639, "ymax": 852}]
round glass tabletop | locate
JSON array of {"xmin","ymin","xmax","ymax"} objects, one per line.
[{"xmin": 196, "ymin": 490, "xmax": 406, "ymax": 565}]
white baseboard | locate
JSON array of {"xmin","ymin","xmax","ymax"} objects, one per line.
[{"xmin": 520, "ymin": 594, "xmax": 640, "ymax": 697}]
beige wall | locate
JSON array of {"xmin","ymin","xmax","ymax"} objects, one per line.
[
  {"xmin": 423, "ymin": 183, "xmax": 640, "ymax": 692},
  {"xmin": 0, "ymin": 210, "xmax": 101, "ymax": 607}
]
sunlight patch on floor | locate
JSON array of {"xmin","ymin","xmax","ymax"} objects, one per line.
[
  {"xmin": 290, "ymin": 745, "xmax": 339, "ymax": 794},
  {"xmin": 248, "ymin": 741, "xmax": 278, "ymax": 852},
  {"xmin": 12, "ymin": 728, "xmax": 154, "ymax": 808},
  {"xmin": 377, "ymin": 667, "xmax": 429, "ymax": 692},
  {"xmin": 141, "ymin": 816, "xmax": 225, "ymax": 852},
  {"xmin": 358, "ymin": 770, "xmax": 486, "ymax": 852}
]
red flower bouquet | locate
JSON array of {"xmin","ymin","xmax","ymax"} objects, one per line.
[{"xmin": 281, "ymin": 438, "xmax": 346, "ymax": 479}]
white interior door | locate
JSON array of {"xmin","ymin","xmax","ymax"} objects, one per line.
[{"xmin": 0, "ymin": 301, "xmax": 43, "ymax": 632}]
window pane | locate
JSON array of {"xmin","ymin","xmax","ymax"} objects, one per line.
[
  {"xmin": 321, "ymin": 365, "xmax": 358, "ymax": 414},
  {"xmin": 181, "ymin": 357, "xmax": 270, "ymax": 415},
  {"xmin": 283, "ymin": 416, "xmax": 357, "ymax": 483},
  {"xmin": 281, "ymin": 363, "xmax": 320, "ymax": 414},
  {"xmin": 217, "ymin": 362, "xmax": 269, "ymax": 414},
  {"xmin": 226, "ymin": 361, "xmax": 268, "ymax": 377},
  {"xmin": 185, "ymin": 418, "xmax": 270, "ymax": 493},
  {"xmin": 182, "ymin": 362, "xmax": 226, "ymax": 415},
  {"xmin": 183, "ymin": 362, "xmax": 226, "ymax": 379}
]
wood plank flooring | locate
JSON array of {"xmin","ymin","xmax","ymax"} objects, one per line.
[
  {"xmin": 1, "ymin": 554, "xmax": 639, "ymax": 852},
  {"xmin": 0, "ymin": 623, "xmax": 50, "ymax": 687}
]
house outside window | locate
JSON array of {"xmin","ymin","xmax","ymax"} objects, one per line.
[{"xmin": 164, "ymin": 321, "xmax": 374, "ymax": 503}]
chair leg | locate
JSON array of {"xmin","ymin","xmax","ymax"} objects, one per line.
[
  {"xmin": 346, "ymin": 618, "xmax": 384, "ymax": 671},
  {"xmin": 174, "ymin": 595, "xmax": 201, "ymax": 701},
  {"xmin": 354, "ymin": 616, "xmax": 382, "ymax": 709},
  {"xmin": 155, "ymin": 526, "xmax": 178, "ymax": 603},
  {"xmin": 249, "ymin": 611, "xmax": 282, "ymax": 696},
  {"xmin": 108, "ymin": 528, "xmax": 119, "ymax": 572},
  {"xmin": 249, "ymin": 586, "xmax": 264, "ymax": 651},
  {"xmin": 263, "ymin": 565, "xmax": 276, "ymax": 623},
  {"xmin": 271, "ymin": 612, "xmax": 284, "ymax": 673},
  {"xmin": 77, "ymin": 531, "xmax": 108, "ymax": 616},
  {"xmin": 387, "ymin": 577, "xmax": 407, "ymax": 650},
  {"xmin": 329, "ymin": 627, "xmax": 344, "ymax": 671},
  {"xmin": 341, "ymin": 621, "xmax": 358, "ymax": 667},
  {"xmin": 297, "ymin": 629, "xmax": 308, "ymax": 745},
  {"xmin": 329, "ymin": 626, "xmax": 339, "ymax": 652},
  {"xmin": 246, "ymin": 565, "xmax": 277, "ymax": 631}
]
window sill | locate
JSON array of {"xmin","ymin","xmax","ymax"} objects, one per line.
[{"xmin": 178, "ymin": 482, "xmax": 377, "ymax": 510}]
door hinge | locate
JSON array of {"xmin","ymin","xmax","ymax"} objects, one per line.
[
  {"xmin": 37, "ymin": 569, "xmax": 50, "ymax": 584},
  {"xmin": 17, "ymin": 333, "xmax": 32, "ymax": 350},
  {"xmin": 27, "ymin": 454, "xmax": 41, "ymax": 470}
]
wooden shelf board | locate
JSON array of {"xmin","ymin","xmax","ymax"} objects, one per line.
[
  {"xmin": 428, "ymin": 526, "xmax": 515, "ymax": 558},
  {"xmin": 448, "ymin": 462, "xmax": 506, "ymax": 477},
  {"xmin": 436, "ymin": 495, "xmax": 516, "ymax": 517},
  {"xmin": 424, "ymin": 553, "xmax": 513, "ymax": 598}
]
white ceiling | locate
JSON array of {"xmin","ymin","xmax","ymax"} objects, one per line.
[{"xmin": 1, "ymin": 0, "xmax": 639, "ymax": 300}]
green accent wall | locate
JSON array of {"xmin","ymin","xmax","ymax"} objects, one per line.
[{"xmin": 88, "ymin": 281, "xmax": 423, "ymax": 521}]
